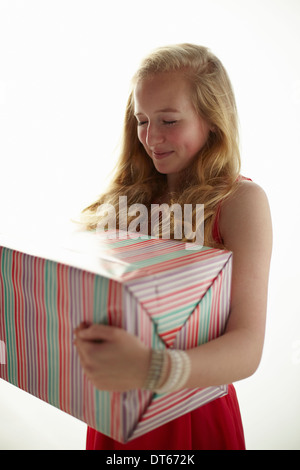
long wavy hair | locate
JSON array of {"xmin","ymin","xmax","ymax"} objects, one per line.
[{"xmin": 81, "ymin": 43, "xmax": 241, "ymax": 248}]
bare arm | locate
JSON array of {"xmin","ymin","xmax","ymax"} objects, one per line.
[{"xmin": 185, "ymin": 180, "xmax": 272, "ymax": 387}]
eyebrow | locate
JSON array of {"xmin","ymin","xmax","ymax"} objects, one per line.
[{"xmin": 134, "ymin": 108, "xmax": 180, "ymax": 117}]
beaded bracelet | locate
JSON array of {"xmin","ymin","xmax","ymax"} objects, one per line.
[
  {"xmin": 143, "ymin": 348, "xmax": 191, "ymax": 394},
  {"xmin": 143, "ymin": 349, "xmax": 168, "ymax": 391},
  {"xmin": 155, "ymin": 350, "xmax": 191, "ymax": 394}
]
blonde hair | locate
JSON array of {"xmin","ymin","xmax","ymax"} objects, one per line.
[{"xmin": 82, "ymin": 43, "xmax": 241, "ymax": 248}]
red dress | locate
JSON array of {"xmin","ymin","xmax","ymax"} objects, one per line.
[{"xmin": 86, "ymin": 190, "xmax": 247, "ymax": 450}]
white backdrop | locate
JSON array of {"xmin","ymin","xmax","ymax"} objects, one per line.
[{"xmin": 0, "ymin": 0, "xmax": 299, "ymax": 450}]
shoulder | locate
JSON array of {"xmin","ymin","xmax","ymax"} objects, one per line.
[
  {"xmin": 222, "ymin": 179, "xmax": 270, "ymax": 218},
  {"xmin": 219, "ymin": 179, "xmax": 272, "ymax": 253}
]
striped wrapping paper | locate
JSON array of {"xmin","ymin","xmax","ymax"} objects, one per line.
[{"xmin": 0, "ymin": 230, "xmax": 232, "ymax": 443}]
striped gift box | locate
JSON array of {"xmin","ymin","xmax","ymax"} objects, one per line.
[{"xmin": 0, "ymin": 230, "xmax": 232, "ymax": 443}]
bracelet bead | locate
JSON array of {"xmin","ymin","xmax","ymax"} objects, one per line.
[
  {"xmin": 143, "ymin": 349, "xmax": 167, "ymax": 390},
  {"xmin": 143, "ymin": 348, "xmax": 191, "ymax": 394}
]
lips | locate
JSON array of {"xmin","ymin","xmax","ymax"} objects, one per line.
[{"xmin": 152, "ymin": 150, "xmax": 174, "ymax": 160}]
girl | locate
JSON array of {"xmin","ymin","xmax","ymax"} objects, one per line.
[{"xmin": 74, "ymin": 44, "xmax": 272, "ymax": 450}]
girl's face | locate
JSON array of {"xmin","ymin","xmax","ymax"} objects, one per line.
[{"xmin": 134, "ymin": 72, "xmax": 211, "ymax": 188}]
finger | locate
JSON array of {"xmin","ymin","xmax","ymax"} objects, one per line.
[
  {"xmin": 74, "ymin": 337, "xmax": 99, "ymax": 367},
  {"xmin": 74, "ymin": 321, "xmax": 91, "ymax": 335},
  {"xmin": 76, "ymin": 323, "xmax": 121, "ymax": 342}
]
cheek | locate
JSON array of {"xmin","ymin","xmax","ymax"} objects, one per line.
[
  {"xmin": 166, "ymin": 128, "xmax": 182, "ymax": 146},
  {"xmin": 168, "ymin": 124, "xmax": 206, "ymax": 150},
  {"xmin": 170, "ymin": 128, "xmax": 199, "ymax": 154},
  {"xmin": 137, "ymin": 128, "xmax": 147, "ymax": 146},
  {"xmin": 185, "ymin": 124, "xmax": 210, "ymax": 154}
]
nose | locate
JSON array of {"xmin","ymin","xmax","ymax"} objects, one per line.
[{"xmin": 146, "ymin": 123, "xmax": 165, "ymax": 148}]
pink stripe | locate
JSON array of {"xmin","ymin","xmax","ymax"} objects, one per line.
[
  {"xmin": 122, "ymin": 250, "xmax": 226, "ymax": 281},
  {"xmin": 142, "ymin": 279, "xmax": 213, "ymax": 309},
  {"xmin": 139, "ymin": 389, "xmax": 201, "ymax": 421}
]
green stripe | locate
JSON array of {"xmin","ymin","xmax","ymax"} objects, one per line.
[
  {"xmin": 152, "ymin": 303, "xmax": 198, "ymax": 334},
  {"xmin": 92, "ymin": 274, "xmax": 110, "ymax": 432},
  {"xmin": 197, "ymin": 286, "xmax": 212, "ymax": 344},
  {"xmin": 92, "ymin": 275, "xmax": 110, "ymax": 324},
  {"xmin": 94, "ymin": 389, "xmax": 111, "ymax": 435}
]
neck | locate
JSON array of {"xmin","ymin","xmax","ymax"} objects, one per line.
[{"xmin": 167, "ymin": 173, "xmax": 179, "ymax": 193}]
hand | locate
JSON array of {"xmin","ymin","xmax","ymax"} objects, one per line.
[{"xmin": 74, "ymin": 322, "xmax": 151, "ymax": 392}]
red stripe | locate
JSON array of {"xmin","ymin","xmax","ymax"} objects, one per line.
[
  {"xmin": 111, "ymin": 391, "xmax": 122, "ymax": 443},
  {"xmin": 209, "ymin": 270, "xmax": 222, "ymax": 340},
  {"xmin": 107, "ymin": 280, "xmax": 123, "ymax": 328},
  {"xmin": 142, "ymin": 280, "xmax": 213, "ymax": 312},
  {"xmin": 160, "ymin": 326, "xmax": 182, "ymax": 346},
  {"xmin": 122, "ymin": 250, "xmax": 225, "ymax": 281},
  {"xmin": 57, "ymin": 263, "xmax": 70, "ymax": 413},
  {"xmin": 139, "ymin": 389, "xmax": 200, "ymax": 421},
  {"xmin": 38, "ymin": 257, "xmax": 48, "ymax": 402},
  {"xmin": 119, "ymin": 247, "xmax": 221, "ymax": 265},
  {"xmin": 33, "ymin": 256, "xmax": 41, "ymax": 399},
  {"xmin": 12, "ymin": 251, "xmax": 26, "ymax": 390},
  {"xmin": 35, "ymin": 256, "xmax": 47, "ymax": 401},
  {"xmin": 108, "ymin": 237, "xmax": 185, "ymax": 254}
]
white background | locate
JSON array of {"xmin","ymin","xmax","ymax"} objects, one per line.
[{"xmin": 0, "ymin": 0, "xmax": 300, "ymax": 450}]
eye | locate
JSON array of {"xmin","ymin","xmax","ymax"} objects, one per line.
[
  {"xmin": 163, "ymin": 120, "xmax": 177, "ymax": 126},
  {"xmin": 137, "ymin": 120, "xmax": 148, "ymax": 127}
]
